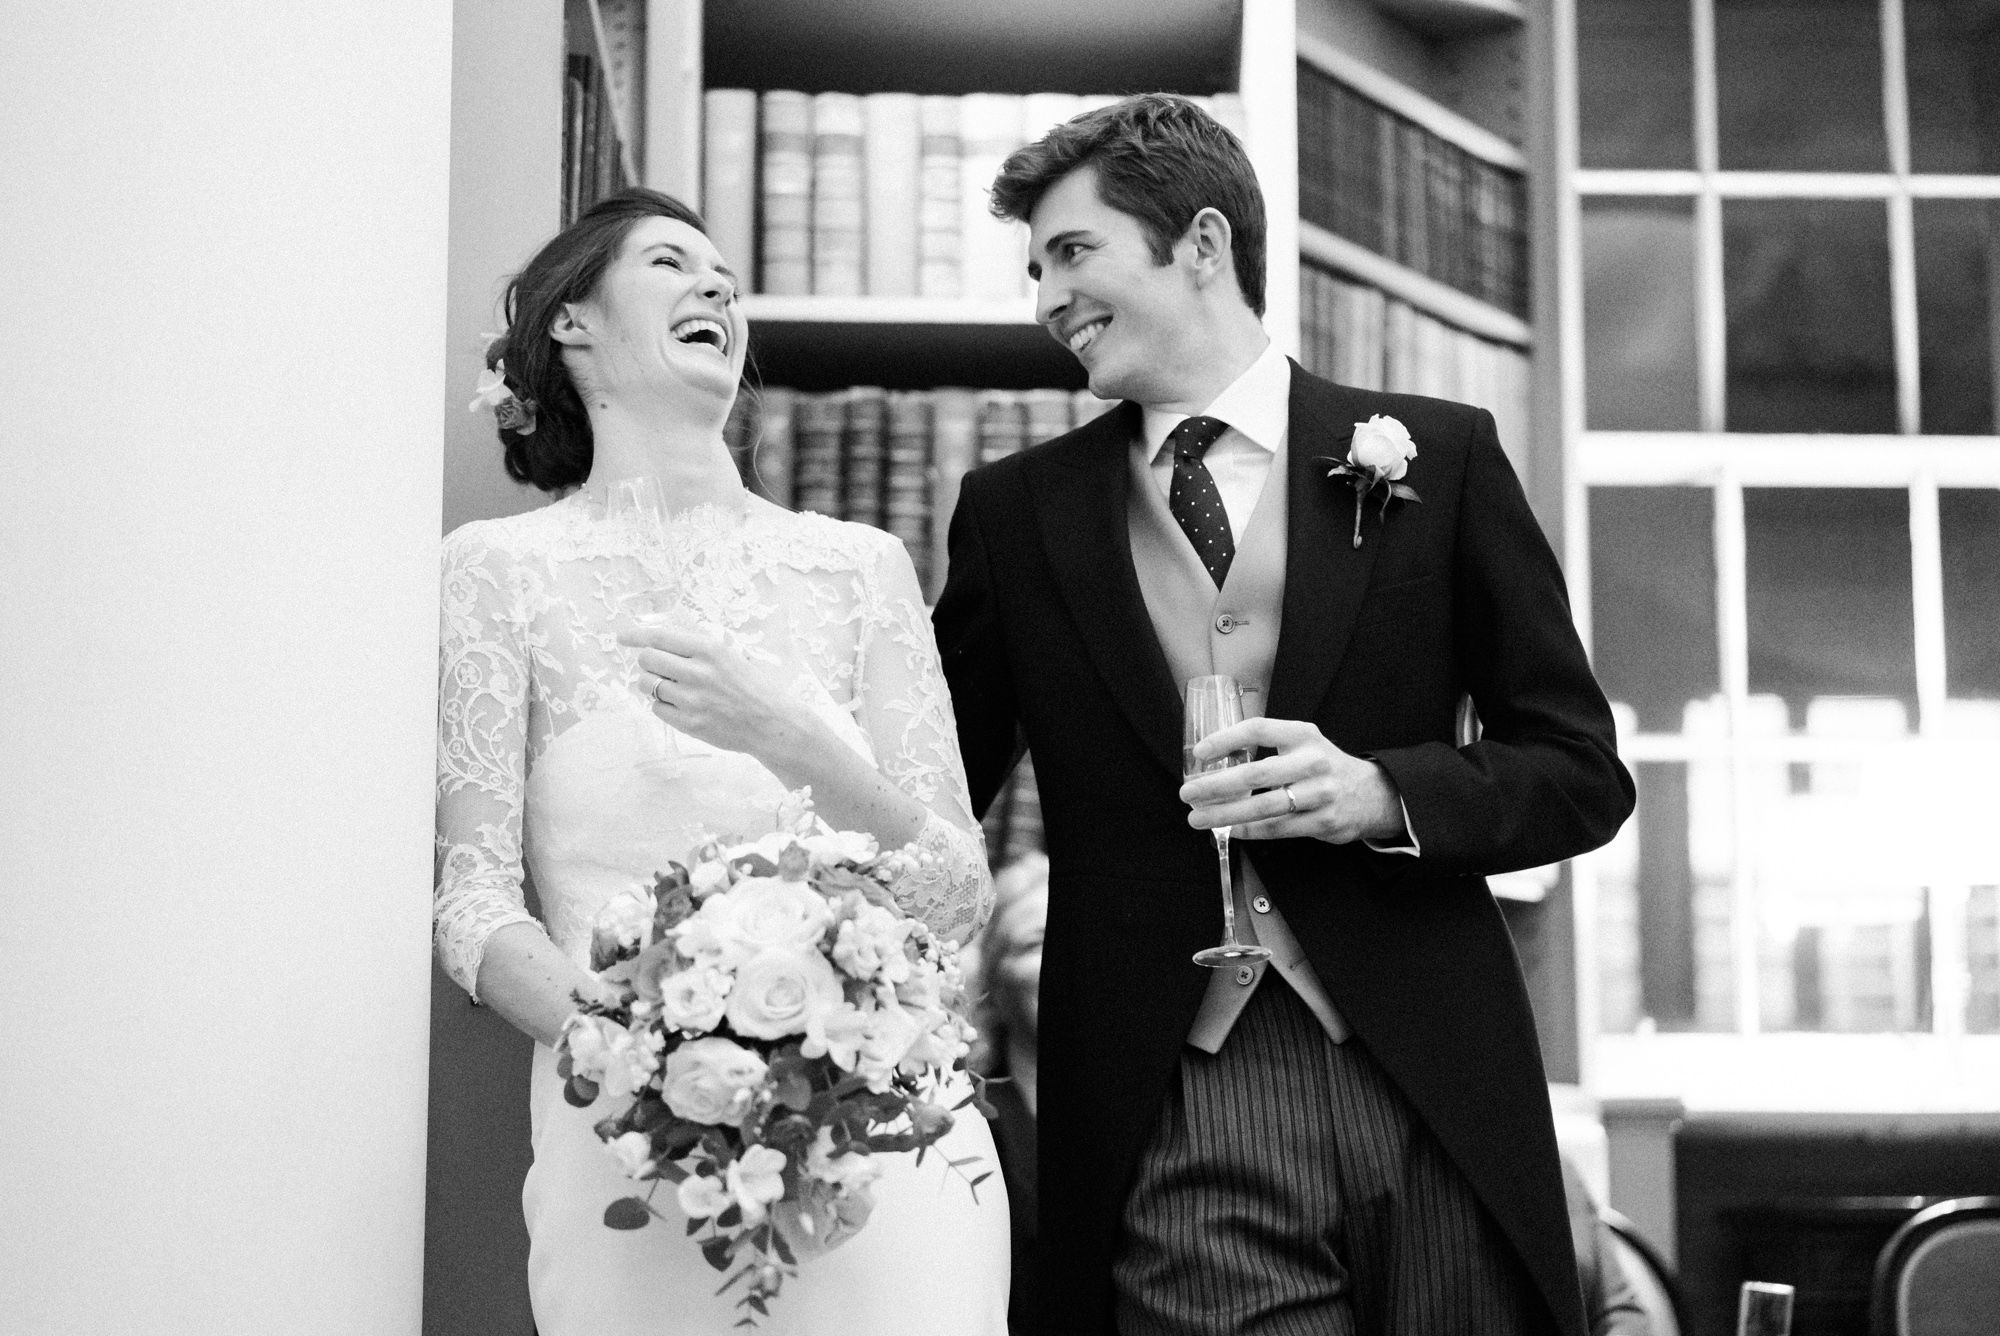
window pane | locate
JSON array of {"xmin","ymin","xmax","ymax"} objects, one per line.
[
  {"xmin": 1596, "ymin": 758, "xmax": 1736, "ymax": 1032},
  {"xmin": 1584, "ymin": 199, "xmax": 1700, "ymax": 430},
  {"xmin": 1905, "ymin": 0, "xmax": 2000, "ymax": 174},
  {"xmin": 1942, "ymin": 489, "xmax": 2000, "ymax": 701},
  {"xmin": 1973, "ymin": 885, "xmax": 2000, "ymax": 1033},
  {"xmin": 1916, "ymin": 200, "xmax": 2000, "ymax": 435},
  {"xmin": 1590, "ymin": 487, "xmax": 1719, "ymax": 729},
  {"xmin": 1744, "ymin": 488, "xmax": 1916, "ymax": 719},
  {"xmin": 1716, "ymin": 0, "xmax": 1888, "ymax": 171},
  {"xmin": 1724, "ymin": 200, "xmax": 1897, "ymax": 432},
  {"xmin": 1578, "ymin": 0, "xmax": 1695, "ymax": 169}
]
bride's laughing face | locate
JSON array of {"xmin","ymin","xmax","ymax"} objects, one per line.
[{"xmin": 557, "ymin": 215, "xmax": 748, "ymax": 410}]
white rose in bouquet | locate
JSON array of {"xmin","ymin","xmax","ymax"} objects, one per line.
[
  {"xmin": 722, "ymin": 877, "xmax": 836, "ymax": 954},
  {"xmin": 726, "ymin": 946, "xmax": 844, "ymax": 1039},
  {"xmin": 661, "ymin": 1037, "xmax": 768, "ymax": 1124},
  {"xmin": 657, "ymin": 964, "xmax": 731, "ymax": 1034}
]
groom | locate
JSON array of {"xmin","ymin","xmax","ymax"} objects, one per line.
[{"xmin": 934, "ymin": 95, "xmax": 1633, "ymax": 1336}]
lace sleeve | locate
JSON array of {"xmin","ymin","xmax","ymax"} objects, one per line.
[
  {"xmin": 434, "ymin": 526, "xmax": 544, "ymax": 998},
  {"xmin": 851, "ymin": 535, "xmax": 994, "ymax": 942}
]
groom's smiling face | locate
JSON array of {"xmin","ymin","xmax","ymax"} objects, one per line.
[{"xmin": 1027, "ymin": 165, "xmax": 1203, "ymax": 405}]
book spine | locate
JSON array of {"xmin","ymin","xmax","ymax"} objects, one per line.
[
  {"xmin": 759, "ymin": 90, "xmax": 814, "ymax": 296},
  {"xmin": 863, "ymin": 92, "xmax": 922, "ymax": 297},
  {"xmin": 842, "ymin": 385, "xmax": 887, "ymax": 528},
  {"xmin": 792, "ymin": 390, "xmax": 846, "ymax": 517},
  {"xmin": 1022, "ymin": 387, "xmax": 1073, "ymax": 448},
  {"xmin": 723, "ymin": 388, "xmax": 758, "ymax": 486},
  {"xmin": 927, "ymin": 386, "xmax": 980, "ymax": 602},
  {"xmin": 592, "ymin": 60, "xmax": 618, "ymax": 204},
  {"xmin": 811, "ymin": 92, "xmax": 866, "ymax": 297},
  {"xmin": 598, "ymin": 0, "xmax": 645, "ymax": 178},
  {"xmin": 960, "ymin": 93, "xmax": 1028, "ymax": 301},
  {"xmin": 918, "ymin": 96, "xmax": 962, "ymax": 299},
  {"xmin": 1383, "ymin": 298, "xmax": 1416, "ymax": 395},
  {"xmin": 884, "ymin": 390, "xmax": 935, "ymax": 587},
  {"xmin": 563, "ymin": 60, "xmax": 587, "ymax": 226},
  {"xmin": 702, "ymin": 90, "xmax": 759, "ymax": 288},
  {"xmin": 977, "ymin": 389, "xmax": 1028, "ymax": 464},
  {"xmin": 748, "ymin": 385, "xmax": 795, "ymax": 508}
]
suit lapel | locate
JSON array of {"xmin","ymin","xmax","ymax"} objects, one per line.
[
  {"xmin": 1266, "ymin": 365, "xmax": 1381, "ymax": 724},
  {"xmin": 1027, "ymin": 403, "xmax": 1186, "ymax": 780}
]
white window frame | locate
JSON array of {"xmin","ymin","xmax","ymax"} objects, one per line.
[{"xmin": 1556, "ymin": 0, "xmax": 2000, "ymax": 1111}]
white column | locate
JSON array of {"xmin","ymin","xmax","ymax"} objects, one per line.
[{"xmin": 0, "ymin": 5, "xmax": 450, "ymax": 1333}]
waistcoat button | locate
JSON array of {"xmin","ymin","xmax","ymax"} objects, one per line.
[
  {"xmin": 1252, "ymin": 895, "xmax": 1271, "ymax": 914},
  {"xmin": 1215, "ymin": 613, "xmax": 1236, "ymax": 634},
  {"xmin": 1234, "ymin": 965, "xmax": 1256, "ymax": 986}
]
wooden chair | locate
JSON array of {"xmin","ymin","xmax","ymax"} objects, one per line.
[{"xmin": 1869, "ymin": 1196, "xmax": 2000, "ymax": 1336}]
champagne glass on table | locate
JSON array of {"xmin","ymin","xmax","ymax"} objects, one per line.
[{"xmin": 1183, "ymin": 674, "xmax": 1272, "ymax": 969}]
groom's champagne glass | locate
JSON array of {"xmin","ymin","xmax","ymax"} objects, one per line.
[{"xmin": 1183, "ymin": 675, "xmax": 1272, "ymax": 969}]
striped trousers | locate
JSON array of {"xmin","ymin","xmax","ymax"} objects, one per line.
[{"xmin": 1112, "ymin": 978, "xmax": 1543, "ymax": 1336}]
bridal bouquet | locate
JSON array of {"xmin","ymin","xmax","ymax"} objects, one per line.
[{"xmin": 557, "ymin": 794, "xmax": 987, "ymax": 1324}]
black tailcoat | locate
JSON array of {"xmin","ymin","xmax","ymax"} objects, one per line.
[{"xmin": 934, "ymin": 364, "xmax": 1635, "ymax": 1336}]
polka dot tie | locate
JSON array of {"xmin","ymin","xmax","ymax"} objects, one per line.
[{"xmin": 1167, "ymin": 415, "xmax": 1235, "ymax": 587}]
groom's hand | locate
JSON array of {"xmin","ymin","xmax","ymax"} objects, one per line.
[{"xmin": 1181, "ymin": 718, "xmax": 1407, "ymax": 845}]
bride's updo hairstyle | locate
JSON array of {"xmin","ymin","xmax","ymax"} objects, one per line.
[{"xmin": 487, "ymin": 188, "xmax": 709, "ymax": 492}]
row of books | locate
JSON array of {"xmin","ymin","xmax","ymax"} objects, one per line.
[
  {"xmin": 562, "ymin": 51, "xmax": 631, "ymax": 227},
  {"xmin": 1298, "ymin": 63, "xmax": 1529, "ymax": 318},
  {"xmin": 722, "ymin": 385, "xmax": 1117, "ymax": 597},
  {"xmin": 1301, "ymin": 263, "xmax": 1532, "ymax": 464},
  {"xmin": 702, "ymin": 89, "xmax": 1247, "ymax": 301}
]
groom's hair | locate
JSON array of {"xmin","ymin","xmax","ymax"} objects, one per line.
[
  {"xmin": 989, "ymin": 94, "xmax": 1268, "ymax": 317},
  {"xmin": 490, "ymin": 189, "xmax": 709, "ymax": 492}
]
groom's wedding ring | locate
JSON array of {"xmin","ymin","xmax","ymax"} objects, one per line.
[{"xmin": 1282, "ymin": 783, "xmax": 1299, "ymax": 814}]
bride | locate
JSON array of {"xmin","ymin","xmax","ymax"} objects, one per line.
[{"xmin": 434, "ymin": 188, "xmax": 1009, "ymax": 1335}]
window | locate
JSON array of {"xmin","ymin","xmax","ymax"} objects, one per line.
[{"xmin": 1566, "ymin": 0, "xmax": 2000, "ymax": 1107}]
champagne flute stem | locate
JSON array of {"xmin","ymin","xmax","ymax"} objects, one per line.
[{"xmin": 1213, "ymin": 829, "xmax": 1237, "ymax": 946}]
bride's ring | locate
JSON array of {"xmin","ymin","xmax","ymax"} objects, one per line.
[
  {"xmin": 1282, "ymin": 783, "xmax": 1298, "ymax": 815},
  {"xmin": 652, "ymin": 678, "xmax": 671, "ymax": 703}
]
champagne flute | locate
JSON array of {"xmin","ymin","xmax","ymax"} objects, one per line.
[
  {"xmin": 1183, "ymin": 674, "xmax": 1272, "ymax": 969},
  {"xmin": 603, "ymin": 477, "xmax": 687, "ymax": 761}
]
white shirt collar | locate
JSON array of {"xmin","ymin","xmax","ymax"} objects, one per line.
[{"xmin": 1141, "ymin": 339, "xmax": 1292, "ymax": 464}]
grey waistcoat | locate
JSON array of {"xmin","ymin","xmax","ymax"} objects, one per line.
[{"xmin": 1125, "ymin": 438, "xmax": 1350, "ymax": 1052}]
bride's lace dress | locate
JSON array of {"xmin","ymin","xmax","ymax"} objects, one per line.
[{"xmin": 435, "ymin": 492, "xmax": 1008, "ymax": 1336}]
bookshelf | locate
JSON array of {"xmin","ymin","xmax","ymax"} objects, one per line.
[{"xmin": 590, "ymin": 0, "xmax": 1552, "ymax": 886}]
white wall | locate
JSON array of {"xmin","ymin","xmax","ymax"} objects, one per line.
[{"xmin": 0, "ymin": 4, "xmax": 451, "ymax": 1333}]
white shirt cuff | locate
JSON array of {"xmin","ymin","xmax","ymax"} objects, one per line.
[{"xmin": 1364, "ymin": 796, "xmax": 1422, "ymax": 857}]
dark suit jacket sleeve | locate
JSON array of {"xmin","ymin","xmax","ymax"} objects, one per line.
[
  {"xmin": 933, "ymin": 471, "xmax": 1023, "ymax": 820},
  {"xmin": 1369, "ymin": 409, "xmax": 1634, "ymax": 875}
]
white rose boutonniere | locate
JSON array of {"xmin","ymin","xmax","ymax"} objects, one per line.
[{"xmin": 1322, "ymin": 414, "xmax": 1422, "ymax": 548}]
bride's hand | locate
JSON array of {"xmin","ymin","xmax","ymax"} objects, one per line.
[{"xmin": 617, "ymin": 622, "xmax": 814, "ymax": 759}]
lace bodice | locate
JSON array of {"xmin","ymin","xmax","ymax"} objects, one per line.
[{"xmin": 434, "ymin": 492, "xmax": 993, "ymax": 999}]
